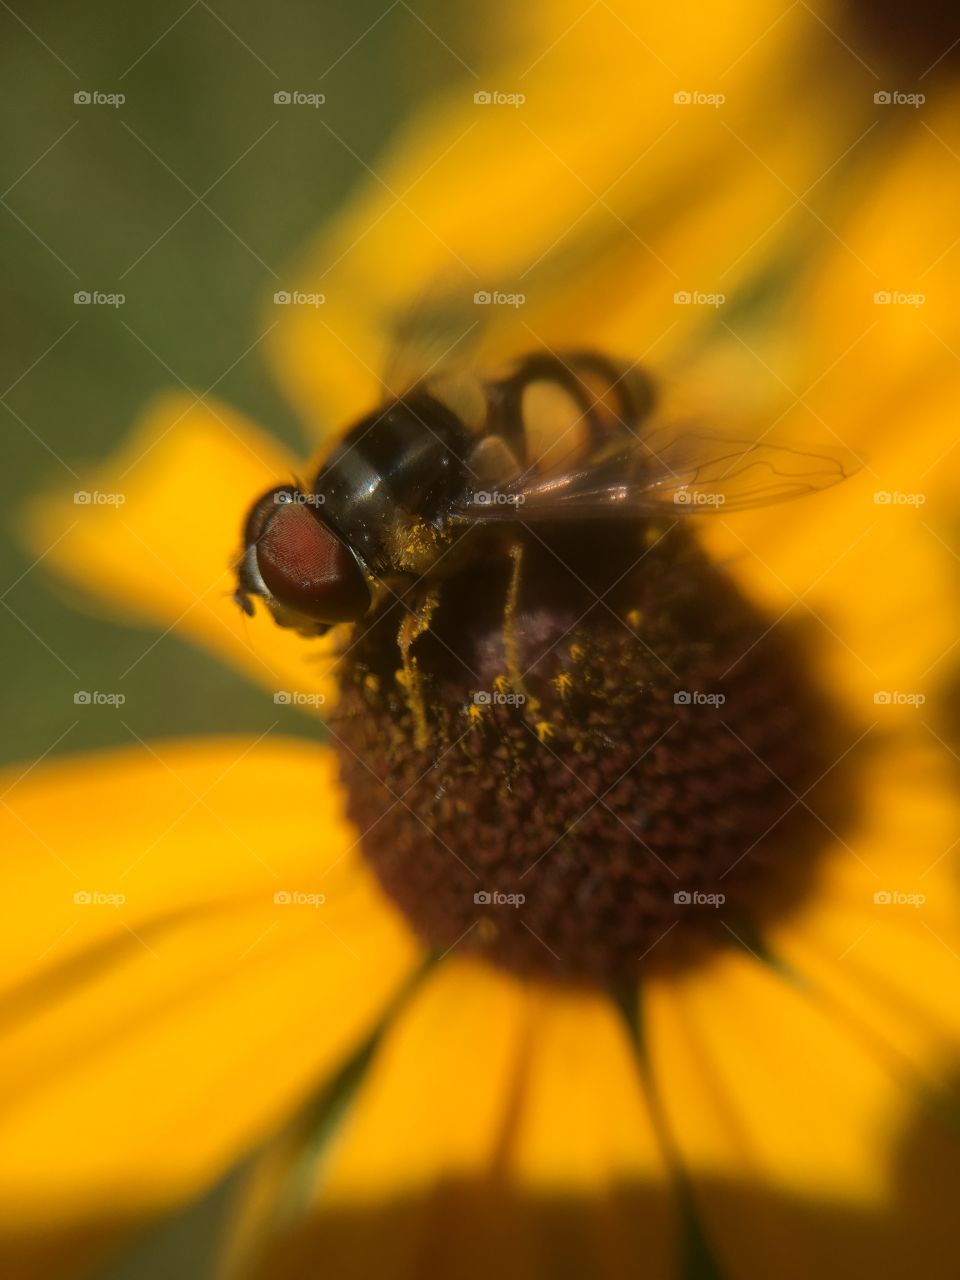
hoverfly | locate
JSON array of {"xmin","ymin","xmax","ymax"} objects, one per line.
[{"xmin": 235, "ymin": 349, "xmax": 855, "ymax": 638}]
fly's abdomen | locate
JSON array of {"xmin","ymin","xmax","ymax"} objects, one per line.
[{"xmin": 483, "ymin": 351, "xmax": 656, "ymax": 476}]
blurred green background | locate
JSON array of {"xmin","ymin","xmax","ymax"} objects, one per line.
[
  {"xmin": 0, "ymin": 0, "xmax": 472, "ymax": 768},
  {"xmin": 2, "ymin": 3, "xmax": 481, "ymax": 1273}
]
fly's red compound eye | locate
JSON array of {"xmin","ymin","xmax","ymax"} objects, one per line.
[{"xmin": 237, "ymin": 487, "xmax": 370, "ymax": 626}]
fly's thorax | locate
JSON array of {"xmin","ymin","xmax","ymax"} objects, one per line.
[{"xmin": 311, "ymin": 392, "xmax": 475, "ymax": 578}]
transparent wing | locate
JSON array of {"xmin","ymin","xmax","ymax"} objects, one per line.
[
  {"xmin": 454, "ymin": 422, "xmax": 862, "ymax": 522},
  {"xmin": 378, "ymin": 274, "xmax": 490, "ymax": 401}
]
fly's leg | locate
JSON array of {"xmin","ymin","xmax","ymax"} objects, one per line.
[
  {"xmin": 396, "ymin": 587, "xmax": 441, "ymax": 751},
  {"xmin": 500, "ymin": 540, "xmax": 553, "ymax": 742}
]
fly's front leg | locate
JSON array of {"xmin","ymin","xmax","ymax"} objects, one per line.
[
  {"xmin": 500, "ymin": 540, "xmax": 553, "ymax": 741},
  {"xmin": 396, "ymin": 587, "xmax": 441, "ymax": 751}
]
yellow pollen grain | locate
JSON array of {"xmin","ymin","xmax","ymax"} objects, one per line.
[
  {"xmin": 476, "ymin": 917, "xmax": 499, "ymax": 944},
  {"xmin": 553, "ymin": 672, "xmax": 574, "ymax": 697}
]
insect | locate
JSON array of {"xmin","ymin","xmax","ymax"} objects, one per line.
[{"xmin": 235, "ymin": 349, "xmax": 856, "ymax": 638}]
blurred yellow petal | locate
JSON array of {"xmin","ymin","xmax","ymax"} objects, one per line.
[
  {"xmin": 764, "ymin": 740, "xmax": 960, "ymax": 1097},
  {"xmin": 696, "ymin": 425, "xmax": 956, "ymax": 725},
  {"xmin": 268, "ymin": 0, "xmax": 878, "ymax": 435},
  {"xmin": 500, "ymin": 982, "xmax": 677, "ymax": 1280},
  {"xmin": 645, "ymin": 947, "xmax": 960, "ymax": 1280},
  {"xmin": 236, "ymin": 960, "xmax": 676, "ymax": 1280},
  {"xmin": 24, "ymin": 394, "xmax": 337, "ymax": 706},
  {"xmin": 798, "ymin": 89, "xmax": 960, "ymax": 446},
  {"xmin": 0, "ymin": 736, "xmax": 419, "ymax": 1278},
  {"xmin": 238, "ymin": 956, "xmax": 530, "ymax": 1279},
  {"xmin": 0, "ymin": 734, "xmax": 369, "ymax": 992}
]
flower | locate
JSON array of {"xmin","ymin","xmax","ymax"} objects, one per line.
[{"xmin": 5, "ymin": 3, "xmax": 960, "ymax": 1278}]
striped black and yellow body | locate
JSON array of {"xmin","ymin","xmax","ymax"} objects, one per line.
[
  {"xmin": 236, "ymin": 346, "xmax": 852, "ymax": 639},
  {"xmin": 310, "ymin": 351, "xmax": 655, "ymax": 594}
]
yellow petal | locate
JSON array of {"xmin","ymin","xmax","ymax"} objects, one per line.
[
  {"xmin": 696, "ymin": 430, "xmax": 956, "ymax": 725},
  {"xmin": 23, "ymin": 394, "xmax": 338, "ymax": 705},
  {"xmin": 267, "ymin": 0, "xmax": 877, "ymax": 435},
  {"xmin": 0, "ymin": 736, "xmax": 419, "ymax": 1276},
  {"xmin": 0, "ymin": 734, "xmax": 360, "ymax": 991},
  {"xmin": 500, "ymin": 982, "xmax": 677, "ymax": 1280},
  {"xmin": 234, "ymin": 960, "xmax": 676, "ymax": 1280},
  {"xmin": 765, "ymin": 739, "xmax": 960, "ymax": 1097},
  {"xmin": 797, "ymin": 89, "xmax": 960, "ymax": 452},
  {"xmin": 645, "ymin": 947, "xmax": 960, "ymax": 1280}
]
